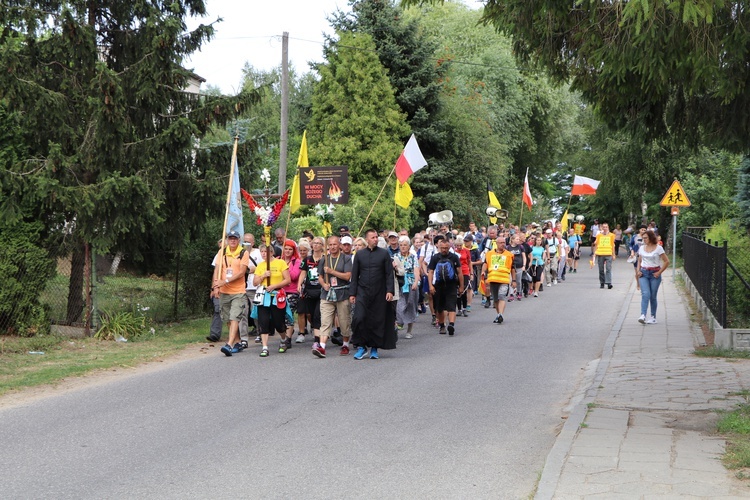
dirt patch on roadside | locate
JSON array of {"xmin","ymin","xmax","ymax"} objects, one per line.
[{"xmin": 0, "ymin": 343, "xmax": 210, "ymax": 410}]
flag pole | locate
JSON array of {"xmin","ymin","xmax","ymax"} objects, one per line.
[
  {"xmin": 394, "ymin": 191, "xmax": 398, "ymax": 230},
  {"xmin": 518, "ymin": 195, "xmax": 524, "ymax": 228},
  {"xmin": 358, "ymin": 165, "xmax": 396, "ymax": 237},
  {"xmin": 283, "ymin": 167, "xmax": 297, "ymax": 237},
  {"xmin": 217, "ymin": 135, "xmax": 240, "ymax": 278}
]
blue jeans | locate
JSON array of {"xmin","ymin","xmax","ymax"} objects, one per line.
[
  {"xmin": 638, "ymin": 269, "xmax": 662, "ymax": 316},
  {"xmin": 597, "ymin": 255, "xmax": 612, "ymax": 285}
]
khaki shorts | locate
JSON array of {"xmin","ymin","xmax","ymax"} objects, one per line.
[{"xmin": 220, "ymin": 293, "xmax": 246, "ymax": 322}]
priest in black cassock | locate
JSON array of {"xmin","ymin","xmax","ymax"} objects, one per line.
[{"xmin": 349, "ymin": 229, "xmax": 397, "ymax": 359}]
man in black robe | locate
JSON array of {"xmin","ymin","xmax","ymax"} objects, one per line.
[{"xmin": 349, "ymin": 228, "xmax": 396, "ymax": 359}]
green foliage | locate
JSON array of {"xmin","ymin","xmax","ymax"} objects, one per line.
[
  {"xmin": 0, "ymin": 220, "xmax": 55, "ymax": 336},
  {"xmin": 95, "ymin": 311, "xmax": 151, "ymax": 341},
  {"xmin": 474, "ymin": 0, "xmax": 750, "ymax": 152},
  {"xmin": 706, "ymin": 220, "xmax": 750, "ymax": 328},
  {"xmin": 737, "ymin": 156, "xmax": 750, "ymax": 231}
]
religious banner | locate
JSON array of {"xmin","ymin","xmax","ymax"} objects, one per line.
[{"xmin": 299, "ymin": 166, "xmax": 349, "ymax": 205}]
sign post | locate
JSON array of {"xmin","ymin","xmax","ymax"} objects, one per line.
[{"xmin": 659, "ymin": 180, "xmax": 691, "ymax": 279}]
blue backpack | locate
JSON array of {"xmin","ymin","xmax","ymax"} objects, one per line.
[{"xmin": 435, "ymin": 256, "xmax": 456, "ymax": 284}]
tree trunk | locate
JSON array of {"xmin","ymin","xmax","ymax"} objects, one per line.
[{"xmin": 66, "ymin": 242, "xmax": 85, "ymax": 325}]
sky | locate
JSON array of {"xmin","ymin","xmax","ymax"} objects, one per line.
[{"xmin": 185, "ymin": 0, "xmax": 352, "ymax": 94}]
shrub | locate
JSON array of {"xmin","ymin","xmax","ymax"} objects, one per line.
[
  {"xmin": 95, "ymin": 310, "xmax": 152, "ymax": 341},
  {"xmin": 706, "ymin": 220, "xmax": 750, "ymax": 328},
  {"xmin": 0, "ymin": 220, "xmax": 55, "ymax": 336}
]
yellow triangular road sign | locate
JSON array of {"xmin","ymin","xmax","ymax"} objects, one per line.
[{"xmin": 659, "ymin": 180, "xmax": 691, "ymax": 207}]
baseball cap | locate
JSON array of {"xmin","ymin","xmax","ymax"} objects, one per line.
[
  {"xmin": 341, "ymin": 235, "xmax": 353, "ymax": 245},
  {"xmin": 530, "ymin": 222, "xmax": 539, "ymax": 227},
  {"xmin": 545, "ymin": 228, "xmax": 553, "ymax": 234},
  {"xmin": 509, "ymin": 229, "xmax": 516, "ymax": 235},
  {"xmin": 387, "ymin": 231, "xmax": 398, "ymax": 238},
  {"xmin": 226, "ymin": 230, "xmax": 240, "ymax": 239}
]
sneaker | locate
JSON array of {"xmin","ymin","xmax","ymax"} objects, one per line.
[
  {"xmin": 420, "ymin": 304, "xmax": 427, "ymax": 314},
  {"xmin": 533, "ymin": 292, "xmax": 539, "ymax": 297},
  {"xmin": 234, "ymin": 342, "xmax": 244, "ymax": 352},
  {"xmin": 600, "ymin": 284, "xmax": 605, "ymax": 289},
  {"xmin": 447, "ymin": 325, "xmax": 455, "ymax": 336},
  {"xmin": 240, "ymin": 340, "xmax": 248, "ymax": 349},
  {"xmin": 496, "ymin": 314, "xmax": 503, "ymax": 325},
  {"xmin": 254, "ymin": 336, "xmax": 261, "ymax": 343},
  {"xmin": 493, "ymin": 315, "xmax": 500, "ymax": 324},
  {"xmin": 554, "ymin": 279, "xmax": 558, "ymax": 285},
  {"xmin": 607, "ymin": 284, "xmax": 613, "ymax": 289},
  {"xmin": 646, "ymin": 316, "xmax": 657, "ymax": 324},
  {"xmin": 369, "ymin": 348, "xmax": 379, "ymax": 359},
  {"xmin": 573, "ymin": 269, "xmax": 577, "ymax": 273},
  {"xmin": 439, "ymin": 325, "xmax": 447, "ymax": 335},
  {"xmin": 354, "ymin": 346, "xmax": 368, "ymax": 360},
  {"xmin": 278, "ymin": 342, "xmax": 287, "ymax": 353},
  {"xmin": 331, "ymin": 334, "xmax": 344, "ymax": 346},
  {"xmin": 295, "ymin": 334, "xmax": 306, "ymax": 344},
  {"xmin": 220, "ymin": 344, "xmax": 233, "ymax": 356},
  {"xmin": 431, "ymin": 315, "xmax": 437, "ymax": 326},
  {"xmin": 284, "ymin": 338, "xmax": 292, "ymax": 350},
  {"xmin": 508, "ymin": 295, "xmax": 515, "ymax": 302},
  {"xmin": 312, "ymin": 344, "xmax": 326, "ymax": 358},
  {"xmin": 259, "ymin": 347, "xmax": 269, "ymax": 357},
  {"xmin": 466, "ymin": 305, "xmax": 472, "ymax": 312},
  {"xmin": 405, "ymin": 332, "xmax": 413, "ymax": 339},
  {"xmin": 484, "ymin": 301, "xmax": 491, "ymax": 308},
  {"xmin": 462, "ymin": 310, "xmax": 468, "ymax": 317},
  {"xmin": 206, "ymin": 336, "xmax": 220, "ymax": 342},
  {"xmin": 516, "ymin": 293, "xmax": 522, "ymax": 301},
  {"xmin": 340, "ymin": 345, "xmax": 350, "ymax": 356},
  {"xmin": 638, "ymin": 314, "xmax": 646, "ymax": 324}
]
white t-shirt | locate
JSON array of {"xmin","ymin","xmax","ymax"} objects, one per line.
[
  {"xmin": 246, "ymin": 248, "xmax": 263, "ymax": 290},
  {"xmin": 638, "ymin": 245, "xmax": 665, "ymax": 268}
]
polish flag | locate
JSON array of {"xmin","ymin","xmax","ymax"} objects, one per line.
[
  {"xmin": 571, "ymin": 175, "xmax": 601, "ymax": 195},
  {"xmin": 523, "ymin": 168, "xmax": 533, "ymax": 209},
  {"xmin": 395, "ymin": 134, "xmax": 428, "ymax": 183}
]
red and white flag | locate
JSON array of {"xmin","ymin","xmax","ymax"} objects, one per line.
[
  {"xmin": 523, "ymin": 168, "xmax": 533, "ymax": 210},
  {"xmin": 395, "ymin": 134, "xmax": 427, "ymax": 183},
  {"xmin": 571, "ymin": 175, "xmax": 600, "ymax": 196}
]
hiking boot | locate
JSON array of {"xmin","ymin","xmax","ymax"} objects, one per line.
[
  {"xmin": 312, "ymin": 344, "xmax": 326, "ymax": 358},
  {"xmin": 353, "ymin": 346, "xmax": 368, "ymax": 360}
]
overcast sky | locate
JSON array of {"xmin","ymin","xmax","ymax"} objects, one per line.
[{"xmin": 185, "ymin": 0, "xmax": 351, "ymax": 94}]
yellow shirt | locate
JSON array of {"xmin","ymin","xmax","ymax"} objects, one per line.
[
  {"xmin": 594, "ymin": 233, "xmax": 614, "ymax": 256},
  {"xmin": 254, "ymin": 259, "xmax": 289, "ymax": 287},
  {"xmin": 485, "ymin": 249, "xmax": 514, "ymax": 284}
]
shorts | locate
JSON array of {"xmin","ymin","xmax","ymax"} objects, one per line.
[
  {"xmin": 490, "ymin": 282, "xmax": 510, "ymax": 302},
  {"xmin": 568, "ymin": 249, "xmax": 580, "ymax": 260},
  {"xmin": 299, "ymin": 296, "xmax": 321, "ymax": 329},
  {"xmin": 220, "ymin": 293, "xmax": 246, "ymax": 322},
  {"xmin": 256, "ymin": 305, "xmax": 286, "ymax": 335},
  {"xmin": 433, "ymin": 282, "xmax": 458, "ymax": 313}
]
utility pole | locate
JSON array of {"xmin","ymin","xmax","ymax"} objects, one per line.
[{"xmin": 278, "ymin": 32, "xmax": 289, "ymax": 194}]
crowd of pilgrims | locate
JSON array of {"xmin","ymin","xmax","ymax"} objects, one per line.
[{"xmin": 210, "ymin": 219, "xmax": 654, "ymax": 359}]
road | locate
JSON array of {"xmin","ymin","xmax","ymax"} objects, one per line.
[{"xmin": 0, "ymin": 256, "xmax": 633, "ymax": 499}]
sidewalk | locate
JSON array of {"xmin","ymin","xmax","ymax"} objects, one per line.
[{"xmin": 536, "ymin": 271, "xmax": 750, "ymax": 499}]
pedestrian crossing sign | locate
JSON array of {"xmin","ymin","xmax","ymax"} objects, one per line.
[{"xmin": 659, "ymin": 180, "xmax": 691, "ymax": 207}]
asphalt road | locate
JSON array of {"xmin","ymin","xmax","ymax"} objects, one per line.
[{"xmin": 0, "ymin": 255, "xmax": 632, "ymax": 499}]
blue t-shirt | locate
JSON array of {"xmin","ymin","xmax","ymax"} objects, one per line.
[
  {"xmin": 567, "ymin": 234, "xmax": 580, "ymax": 249},
  {"xmin": 531, "ymin": 246, "xmax": 545, "ymax": 266}
]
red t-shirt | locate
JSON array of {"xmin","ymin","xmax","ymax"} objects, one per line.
[{"xmin": 458, "ymin": 247, "xmax": 472, "ymax": 276}]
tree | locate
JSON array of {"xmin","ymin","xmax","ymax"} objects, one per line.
[
  {"xmin": 473, "ymin": 0, "xmax": 750, "ymax": 152},
  {"xmin": 0, "ymin": 1, "xmax": 259, "ymax": 324},
  {"xmin": 309, "ymin": 31, "xmax": 411, "ymax": 230}
]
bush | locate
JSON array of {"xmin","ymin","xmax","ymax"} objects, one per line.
[
  {"xmin": 95, "ymin": 310, "xmax": 152, "ymax": 341},
  {"xmin": 0, "ymin": 220, "xmax": 55, "ymax": 336}
]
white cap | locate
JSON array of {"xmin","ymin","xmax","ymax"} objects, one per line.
[{"xmin": 341, "ymin": 236, "xmax": 353, "ymax": 245}]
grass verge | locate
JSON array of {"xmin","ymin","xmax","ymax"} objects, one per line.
[{"xmin": 0, "ymin": 318, "xmax": 209, "ymax": 398}]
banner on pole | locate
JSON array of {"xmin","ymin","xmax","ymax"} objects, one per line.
[{"xmin": 300, "ymin": 166, "xmax": 349, "ymax": 205}]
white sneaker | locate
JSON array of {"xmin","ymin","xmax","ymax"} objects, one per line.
[
  {"xmin": 554, "ymin": 279, "xmax": 558, "ymax": 285},
  {"xmin": 638, "ymin": 314, "xmax": 646, "ymax": 324},
  {"xmin": 533, "ymin": 292, "xmax": 539, "ymax": 297},
  {"xmin": 646, "ymin": 316, "xmax": 657, "ymax": 324},
  {"xmin": 295, "ymin": 334, "xmax": 305, "ymax": 343},
  {"xmin": 405, "ymin": 333, "xmax": 413, "ymax": 339}
]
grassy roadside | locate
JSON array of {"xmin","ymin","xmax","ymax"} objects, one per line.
[{"xmin": 0, "ymin": 318, "xmax": 210, "ymax": 398}]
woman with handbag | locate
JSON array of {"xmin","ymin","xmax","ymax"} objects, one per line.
[
  {"xmin": 253, "ymin": 245, "xmax": 291, "ymax": 357},
  {"xmin": 636, "ymin": 230, "xmax": 669, "ymax": 324}
]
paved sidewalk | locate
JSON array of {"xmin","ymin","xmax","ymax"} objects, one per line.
[{"xmin": 537, "ymin": 272, "xmax": 750, "ymax": 499}]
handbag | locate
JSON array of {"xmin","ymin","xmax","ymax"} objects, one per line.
[
  {"xmin": 522, "ymin": 271, "xmax": 532, "ymax": 283},
  {"xmin": 253, "ymin": 285, "xmax": 265, "ymax": 305},
  {"xmin": 627, "ymin": 254, "xmax": 637, "ymax": 264}
]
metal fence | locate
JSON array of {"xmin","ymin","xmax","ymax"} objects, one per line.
[
  {"xmin": 682, "ymin": 231, "xmax": 750, "ymax": 329},
  {"xmin": 0, "ymin": 247, "xmax": 215, "ymax": 337}
]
